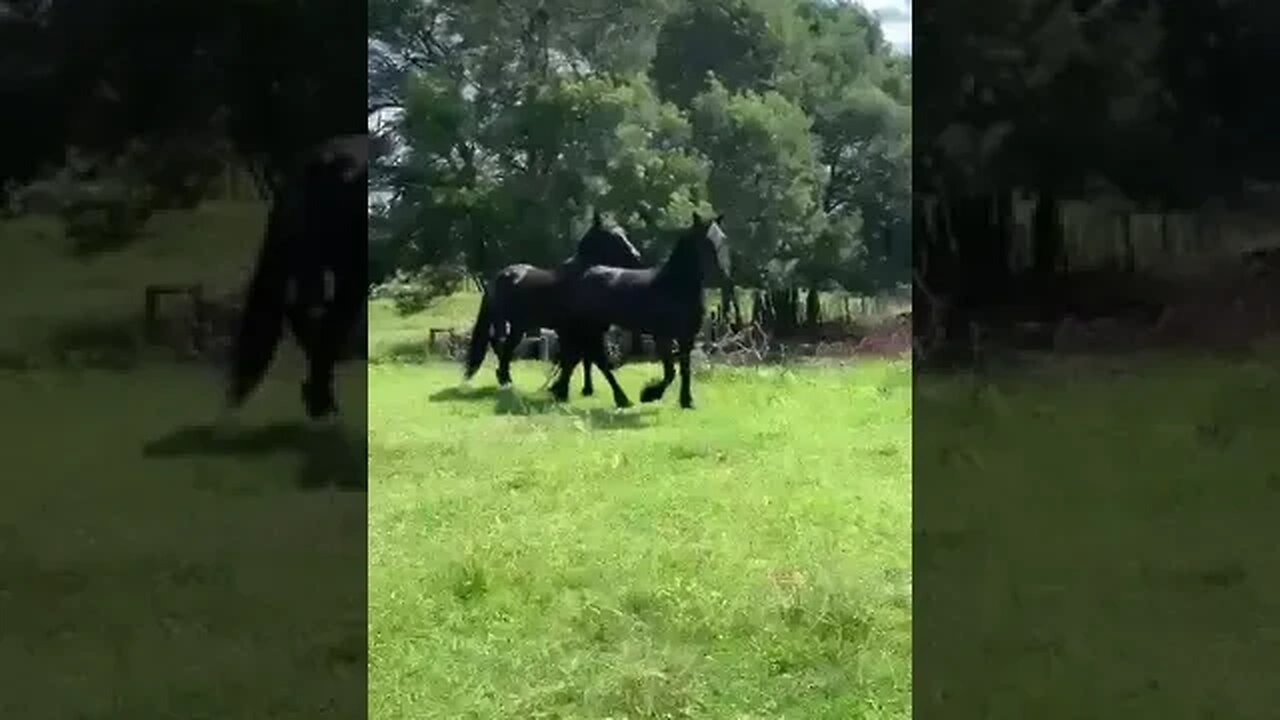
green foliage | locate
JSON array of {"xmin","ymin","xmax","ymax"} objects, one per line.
[
  {"xmin": 651, "ymin": 0, "xmax": 786, "ymax": 108},
  {"xmin": 690, "ymin": 78, "xmax": 824, "ymax": 284},
  {"xmin": 536, "ymin": 75, "xmax": 712, "ymax": 242},
  {"xmin": 373, "ymin": 0, "xmax": 912, "ymax": 298},
  {"xmin": 371, "ymin": 265, "xmax": 468, "ymax": 316}
]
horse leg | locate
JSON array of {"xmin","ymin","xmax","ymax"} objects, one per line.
[
  {"xmin": 495, "ymin": 325, "xmax": 521, "ymax": 386},
  {"xmin": 298, "ymin": 281, "xmax": 365, "ymax": 420},
  {"xmin": 677, "ymin": 337, "xmax": 695, "ymax": 409},
  {"xmin": 312, "ymin": 280, "xmax": 366, "ymax": 418},
  {"xmin": 640, "ymin": 336, "xmax": 676, "ymax": 403},
  {"xmin": 581, "ymin": 359, "xmax": 594, "ymax": 397},
  {"xmin": 586, "ymin": 332, "xmax": 631, "ymax": 409},
  {"xmin": 283, "ymin": 302, "xmax": 332, "ymax": 418},
  {"xmin": 288, "ymin": 308, "xmax": 338, "ymax": 419},
  {"xmin": 302, "ymin": 337, "xmax": 338, "ymax": 419},
  {"xmin": 549, "ymin": 335, "xmax": 582, "ymax": 402}
]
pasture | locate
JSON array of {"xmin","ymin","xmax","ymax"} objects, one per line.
[
  {"xmin": 915, "ymin": 351, "xmax": 1280, "ymax": 718},
  {"xmin": 367, "ymin": 292, "xmax": 913, "ymax": 719},
  {"xmin": 0, "ymin": 202, "xmax": 367, "ymax": 719}
]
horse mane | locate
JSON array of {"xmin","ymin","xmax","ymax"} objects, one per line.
[
  {"xmin": 606, "ymin": 225, "xmax": 641, "ymax": 262},
  {"xmin": 575, "ymin": 219, "xmax": 642, "ymax": 267}
]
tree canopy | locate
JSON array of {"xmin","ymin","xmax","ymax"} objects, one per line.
[
  {"xmin": 0, "ymin": 0, "xmax": 366, "ymax": 196},
  {"xmin": 913, "ymin": 0, "xmax": 1280, "ymax": 330},
  {"xmin": 368, "ymin": 0, "xmax": 913, "ymax": 299}
]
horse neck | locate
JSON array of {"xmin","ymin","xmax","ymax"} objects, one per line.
[
  {"xmin": 654, "ymin": 237, "xmax": 705, "ymax": 298},
  {"xmin": 579, "ymin": 236, "xmax": 639, "ymax": 269}
]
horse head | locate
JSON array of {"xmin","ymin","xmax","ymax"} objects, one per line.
[
  {"xmin": 577, "ymin": 212, "xmax": 644, "ymax": 269},
  {"xmin": 687, "ymin": 211, "xmax": 731, "ymax": 283}
]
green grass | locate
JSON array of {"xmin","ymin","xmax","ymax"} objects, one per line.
[
  {"xmin": 0, "ymin": 202, "xmax": 268, "ymax": 357},
  {"xmin": 367, "ymin": 293, "xmax": 481, "ymax": 361},
  {"xmin": 0, "ymin": 201, "xmax": 367, "ymax": 718},
  {"xmin": 914, "ymin": 353, "xmax": 1280, "ymax": 718},
  {"xmin": 368, "ymin": 358, "xmax": 913, "ymax": 719}
]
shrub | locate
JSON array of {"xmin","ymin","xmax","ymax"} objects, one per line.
[
  {"xmin": 61, "ymin": 179, "xmax": 154, "ymax": 255},
  {"xmin": 371, "ymin": 265, "xmax": 467, "ymax": 315}
]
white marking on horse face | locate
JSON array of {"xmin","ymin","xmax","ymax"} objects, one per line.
[
  {"xmin": 706, "ymin": 221, "xmax": 730, "ymax": 276},
  {"xmin": 706, "ymin": 224, "xmax": 727, "ymax": 254},
  {"xmin": 613, "ymin": 229, "xmax": 642, "ymax": 261}
]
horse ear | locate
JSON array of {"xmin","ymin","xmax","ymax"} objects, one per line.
[
  {"xmin": 592, "ymin": 210, "xmax": 603, "ymax": 227},
  {"xmin": 691, "ymin": 211, "xmax": 703, "ymax": 225},
  {"xmin": 714, "ymin": 213, "xmax": 725, "ymax": 225}
]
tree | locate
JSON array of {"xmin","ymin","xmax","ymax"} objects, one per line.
[
  {"xmin": 1, "ymin": 0, "xmax": 368, "ymax": 206},
  {"xmin": 372, "ymin": 0, "xmax": 913, "ymax": 328},
  {"xmin": 651, "ymin": 0, "xmax": 785, "ymax": 108}
]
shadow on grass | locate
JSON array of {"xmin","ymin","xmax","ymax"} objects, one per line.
[
  {"xmin": 142, "ymin": 421, "xmax": 367, "ymax": 491},
  {"xmin": 430, "ymin": 383, "xmax": 655, "ymax": 430},
  {"xmin": 429, "ymin": 385, "xmax": 503, "ymax": 403}
]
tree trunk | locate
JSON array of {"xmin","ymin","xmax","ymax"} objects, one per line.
[
  {"xmin": 1032, "ymin": 186, "xmax": 1062, "ymax": 280},
  {"xmin": 767, "ymin": 288, "xmax": 799, "ymax": 336},
  {"xmin": 1121, "ymin": 213, "xmax": 1135, "ymax": 272},
  {"xmin": 1031, "ymin": 185, "xmax": 1064, "ymax": 321},
  {"xmin": 1160, "ymin": 210, "xmax": 1170, "ymax": 260},
  {"xmin": 805, "ymin": 285, "xmax": 821, "ymax": 328},
  {"xmin": 993, "ymin": 189, "xmax": 1013, "ymax": 292},
  {"xmin": 765, "ymin": 288, "xmax": 797, "ymax": 336},
  {"xmin": 719, "ymin": 284, "xmax": 735, "ymax": 335}
]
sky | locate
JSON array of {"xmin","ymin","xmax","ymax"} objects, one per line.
[{"xmin": 858, "ymin": 0, "xmax": 912, "ymax": 53}]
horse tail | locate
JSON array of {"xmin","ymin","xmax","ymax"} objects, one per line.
[
  {"xmin": 226, "ymin": 196, "xmax": 292, "ymax": 408},
  {"xmin": 463, "ymin": 288, "xmax": 495, "ymax": 380}
]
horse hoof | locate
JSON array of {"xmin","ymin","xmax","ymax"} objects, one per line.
[
  {"xmin": 639, "ymin": 387, "xmax": 663, "ymax": 403},
  {"xmin": 582, "ymin": 387, "xmax": 595, "ymax": 397},
  {"xmin": 615, "ymin": 397, "xmax": 633, "ymax": 409},
  {"xmin": 679, "ymin": 399, "xmax": 694, "ymax": 410}
]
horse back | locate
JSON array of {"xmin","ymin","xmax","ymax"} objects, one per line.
[{"xmin": 571, "ymin": 266, "xmax": 701, "ymax": 334}]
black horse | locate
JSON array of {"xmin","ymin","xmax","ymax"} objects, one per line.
[
  {"xmin": 462, "ymin": 212, "xmax": 645, "ymax": 394},
  {"xmin": 550, "ymin": 212, "xmax": 730, "ymax": 410},
  {"xmin": 226, "ymin": 134, "xmax": 368, "ymax": 419}
]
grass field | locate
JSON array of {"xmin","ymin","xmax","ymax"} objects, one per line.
[
  {"xmin": 13, "ymin": 194, "xmax": 1279, "ymax": 717},
  {"xmin": 914, "ymin": 353, "xmax": 1280, "ymax": 718},
  {"xmin": 0, "ymin": 201, "xmax": 367, "ymax": 719},
  {"xmin": 367, "ymin": 341, "xmax": 913, "ymax": 718}
]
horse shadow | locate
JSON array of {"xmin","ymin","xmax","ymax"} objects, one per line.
[
  {"xmin": 429, "ymin": 384, "xmax": 655, "ymax": 430},
  {"xmin": 142, "ymin": 420, "xmax": 367, "ymax": 491}
]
